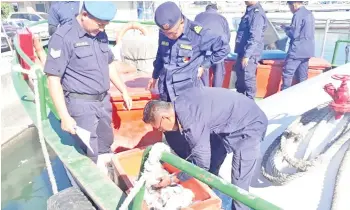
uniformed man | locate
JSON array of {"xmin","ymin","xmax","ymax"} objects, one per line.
[
  {"xmin": 146, "ymin": 1, "xmax": 230, "ymax": 102},
  {"xmin": 195, "ymin": 3, "xmax": 231, "ymax": 87},
  {"xmin": 44, "ymin": 1, "xmax": 132, "ymax": 164},
  {"xmin": 48, "ymin": 1, "xmax": 80, "ymax": 36},
  {"xmin": 234, "ymin": 1, "xmax": 267, "ymax": 99},
  {"xmin": 143, "ymin": 87, "xmax": 268, "ymax": 210},
  {"xmin": 280, "ymin": 1, "xmax": 315, "ymax": 90}
]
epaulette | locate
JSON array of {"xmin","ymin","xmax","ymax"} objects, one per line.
[{"xmin": 190, "ymin": 23, "xmax": 203, "ymax": 35}]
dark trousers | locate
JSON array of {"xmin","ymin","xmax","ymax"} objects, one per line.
[
  {"xmin": 235, "ymin": 56, "xmax": 259, "ymax": 99},
  {"xmin": 65, "ymin": 94, "xmax": 113, "ymax": 161},
  {"xmin": 165, "ymin": 132, "xmax": 259, "ymax": 210},
  {"xmin": 201, "ymin": 61, "xmax": 225, "ymax": 87},
  {"xmin": 210, "ymin": 134, "xmax": 258, "ymax": 210},
  {"xmin": 281, "ymin": 57, "xmax": 310, "ymax": 90}
]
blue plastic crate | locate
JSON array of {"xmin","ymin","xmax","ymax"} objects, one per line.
[{"xmin": 227, "ymin": 50, "xmax": 287, "ymax": 61}]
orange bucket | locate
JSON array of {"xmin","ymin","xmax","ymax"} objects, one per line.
[
  {"xmin": 109, "ymin": 72, "xmax": 162, "ymax": 153},
  {"xmin": 112, "ymin": 148, "xmax": 222, "ymax": 210}
]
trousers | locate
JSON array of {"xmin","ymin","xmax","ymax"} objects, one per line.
[
  {"xmin": 281, "ymin": 57, "xmax": 310, "ymax": 90},
  {"xmin": 235, "ymin": 56, "xmax": 259, "ymax": 99},
  {"xmin": 65, "ymin": 94, "xmax": 113, "ymax": 161}
]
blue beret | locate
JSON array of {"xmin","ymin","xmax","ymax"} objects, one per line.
[
  {"xmin": 155, "ymin": 1, "xmax": 181, "ymax": 30},
  {"xmin": 84, "ymin": 1, "xmax": 116, "ymax": 21}
]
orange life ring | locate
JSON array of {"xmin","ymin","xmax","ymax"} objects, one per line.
[{"xmin": 116, "ymin": 22, "xmax": 148, "ymax": 44}]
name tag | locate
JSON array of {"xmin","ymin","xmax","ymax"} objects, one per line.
[
  {"xmin": 180, "ymin": 44, "xmax": 192, "ymax": 50},
  {"xmin": 161, "ymin": 41, "xmax": 169, "ymax": 46},
  {"xmin": 74, "ymin": 42, "xmax": 89, "ymax": 48}
]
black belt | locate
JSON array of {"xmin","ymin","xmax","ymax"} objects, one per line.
[{"xmin": 64, "ymin": 91, "xmax": 107, "ymax": 101}]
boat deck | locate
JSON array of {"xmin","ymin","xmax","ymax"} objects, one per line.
[{"xmin": 219, "ymin": 63, "xmax": 350, "ymax": 210}]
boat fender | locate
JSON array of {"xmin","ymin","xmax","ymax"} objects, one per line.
[{"xmin": 47, "ymin": 187, "xmax": 96, "ymax": 210}]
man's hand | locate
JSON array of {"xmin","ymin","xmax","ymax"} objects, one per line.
[
  {"xmin": 61, "ymin": 115, "xmax": 77, "ymax": 135},
  {"xmin": 242, "ymin": 57, "xmax": 249, "ymax": 68},
  {"xmin": 122, "ymin": 92, "xmax": 132, "ymax": 110},
  {"xmin": 146, "ymin": 78, "xmax": 157, "ymax": 90},
  {"xmin": 152, "ymin": 175, "xmax": 180, "ymax": 189},
  {"xmin": 197, "ymin": 67, "xmax": 205, "ymax": 78}
]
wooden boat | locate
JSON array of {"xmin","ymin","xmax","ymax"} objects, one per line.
[{"xmin": 11, "ymin": 19, "xmax": 349, "ymax": 209}]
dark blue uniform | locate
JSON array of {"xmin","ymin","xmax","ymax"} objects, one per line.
[
  {"xmin": 234, "ymin": 3, "xmax": 267, "ymax": 99},
  {"xmin": 173, "ymin": 87, "xmax": 267, "ymax": 210},
  {"xmin": 153, "ymin": 17, "xmax": 230, "ymax": 102},
  {"xmin": 195, "ymin": 8, "xmax": 231, "ymax": 87},
  {"xmin": 281, "ymin": 6, "xmax": 315, "ymax": 90},
  {"xmin": 48, "ymin": 1, "xmax": 80, "ymax": 35},
  {"xmin": 44, "ymin": 17, "xmax": 115, "ymax": 159}
]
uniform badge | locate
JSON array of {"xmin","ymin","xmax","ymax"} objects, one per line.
[
  {"xmin": 161, "ymin": 41, "xmax": 169, "ymax": 46},
  {"xmin": 183, "ymin": 57, "xmax": 190, "ymax": 63},
  {"xmin": 74, "ymin": 42, "xmax": 89, "ymax": 48},
  {"xmin": 254, "ymin": 8, "xmax": 259, "ymax": 12},
  {"xmin": 50, "ymin": 48, "xmax": 61, "ymax": 59},
  {"xmin": 162, "ymin": 24, "xmax": 170, "ymax": 30},
  {"xmin": 194, "ymin": 26, "xmax": 202, "ymax": 34},
  {"xmin": 180, "ymin": 44, "xmax": 192, "ymax": 50}
]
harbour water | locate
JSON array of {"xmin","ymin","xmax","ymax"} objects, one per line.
[
  {"xmin": 1, "ymin": 28, "xmax": 349, "ymax": 210},
  {"xmin": 1, "ymin": 128, "xmax": 71, "ymax": 210}
]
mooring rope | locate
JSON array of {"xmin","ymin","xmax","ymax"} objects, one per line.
[
  {"xmin": 261, "ymin": 102, "xmax": 350, "ymax": 209},
  {"xmin": 12, "ymin": 64, "xmax": 58, "ymax": 195}
]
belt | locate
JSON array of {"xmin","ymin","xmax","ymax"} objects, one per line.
[{"xmin": 64, "ymin": 91, "xmax": 107, "ymax": 101}]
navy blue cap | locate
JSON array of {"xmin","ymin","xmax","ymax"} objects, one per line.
[
  {"xmin": 84, "ymin": 1, "xmax": 117, "ymax": 21},
  {"xmin": 154, "ymin": 1, "xmax": 181, "ymax": 30}
]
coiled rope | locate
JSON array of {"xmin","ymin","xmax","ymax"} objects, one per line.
[
  {"xmin": 261, "ymin": 102, "xmax": 350, "ymax": 209},
  {"xmin": 12, "ymin": 64, "xmax": 58, "ymax": 195}
]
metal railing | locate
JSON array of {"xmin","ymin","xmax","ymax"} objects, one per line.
[{"xmin": 331, "ymin": 40, "xmax": 350, "ymax": 67}]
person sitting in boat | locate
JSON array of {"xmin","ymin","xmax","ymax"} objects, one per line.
[
  {"xmin": 234, "ymin": 1, "xmax": 267, "ymax": 99},
  {"xmin": 48, "ymin": 1, "xmax": 80, "ymax": 36},
  {"xmin": 194, "ymin": 3, "xmax": 231, "ymax": 88},
  {"xmin": 280, "ymin": 1, "xmax": 315, "ymax": 90},
  {"xmin": 43, "ymin": 1, "xmax": 132, "ymax": 166},
  {"xmin": 146, "ymin": 1, "xmax": 230, "ymax": 102},
  {"xmin": 142, "ymin": 87, "xmax": 268, "ymax": 210}
]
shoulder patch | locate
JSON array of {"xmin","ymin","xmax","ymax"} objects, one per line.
[
  {"xmin": 254, "ymin": 8, "xmax": 259, "ymax": 12},
  {"xmin": 50, "ymin": 48, "xmax": 61, "ymax": 59},
  {"xmin": 193, "ymin": 25, "xmax": 203, "ymax": 34}
]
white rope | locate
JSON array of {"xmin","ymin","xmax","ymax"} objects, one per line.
[
  {"xmin": 119, "ymin": 142, "xmax": 171, "ymax": 210},
  {"xmin": 13, "ymin": 64, "xmax": 58, "ymax": 195},
  {"xmin": 261, "ymin": 103, "xmax": 350, "ymax": 210}
]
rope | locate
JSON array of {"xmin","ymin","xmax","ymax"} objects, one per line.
[
  {"xmin": 261, "ymin": 103, "xmax": 350, "ymax": 209},
  {"xmin": 119, "ymin": 142, "xmax": 171, "ymax": 210},
  {"xmin": 13, "ymin": 64, "xmax": 58, "ymax": 195},
  {"xmin": 331, "ymin": 141, "xmax": 350, "ymax": 210}
]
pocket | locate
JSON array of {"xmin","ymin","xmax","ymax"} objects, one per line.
[
  {"xmin": 176, "ymin": 49, "xmax": 193, "ymax": 67},
  {"xmin": 73, "ymin": 47, "xmax": 96, "ymax": 70},
  {"xmin": 75, "ymin": 47, "xmax": 93, "ymax": 58},
  {"xmin": 99, "ymin": 44, "xmax": 110, "ymax": 64},
  {"xmin": 66, "ymin": 99, "xmax": 86, "ymax": 117},
  {"xmin": 160, "ymin": 46, "xmax": 170, "ymax": 64},
  {"xmin": 172, "ymin": 72, "xmax": 193, "ymax": 96},
  {"xmin": 231, "ymin": 152, "xmax": 257, "ymax": 181}
]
